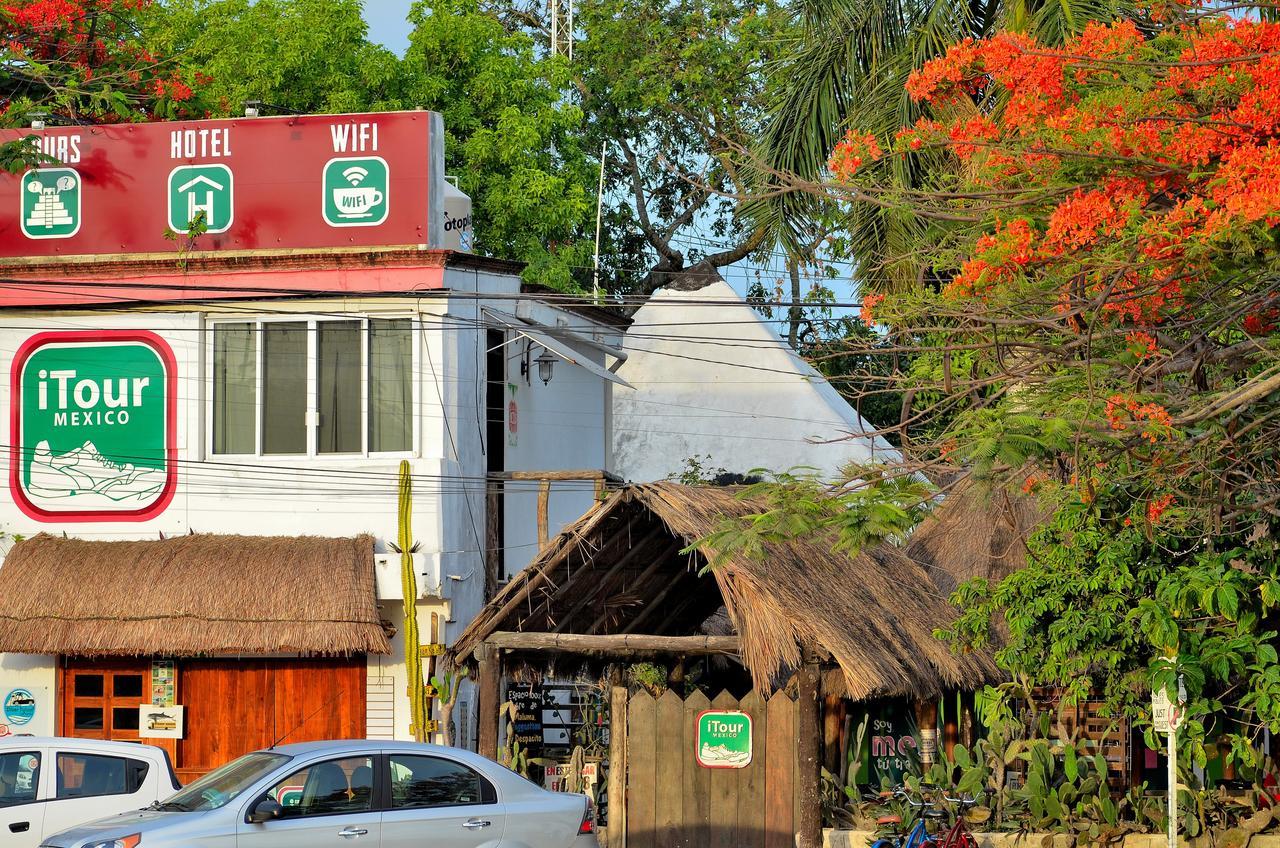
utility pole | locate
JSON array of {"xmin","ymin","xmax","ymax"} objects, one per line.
[{"xmin": 550, "ymin": 0, "xmax": 575, "ymax": 60}]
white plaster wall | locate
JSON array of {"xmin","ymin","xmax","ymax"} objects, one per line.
[
  {"xmin": 0, "ymin": 651, "xmax": 56, "ymax": 736},
  {"xmin": 0, "ymin": 288, "xmax": 616, "ymax": 747},
  {"xmin": 613, "ymin": 280, "xmax": 899, "ymax": 482},
  {"xmin": 497, "ymin": 305, "xmax": 615, "ymax": 579}
]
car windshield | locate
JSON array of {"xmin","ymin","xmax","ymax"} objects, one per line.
[{"xmin": 162, "ymin": 752, "xmax": 290, "ymax": 811}]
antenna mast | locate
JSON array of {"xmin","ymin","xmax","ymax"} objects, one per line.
[{"xmin": 549, "ymin": 0, "xmax": 574, "ymax": 60}]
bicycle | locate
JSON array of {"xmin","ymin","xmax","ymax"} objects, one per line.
[
  {"xmin": 928, "ymin": 795, "xmax": 981, "ymax": 848},
  {"xmin": 867, "ymin": 788, "xmax": 948, "ymax": 848}
]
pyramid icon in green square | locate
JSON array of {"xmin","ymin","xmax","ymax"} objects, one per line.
[{"xmin": 21, "ymin": 168, "xmax": 81, "ymax": 239}]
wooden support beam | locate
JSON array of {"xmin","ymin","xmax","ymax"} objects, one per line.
[
  {"xmin": 491, "ymin": 469, "xmax": 621, "ymax": 482},
  {"xmin": 477, "ymin": 645, "xmax": 501, "ymax": 761},
  {"xmin": 584, "ymin": 539, "xmax": 683, "ymax": 635},
  {"xmin": 796, "ymin": 660, "xmax": 822, "ymax": 848},
  {"xmin": 484, "ymin": 631, "xmax": 739, "ymax": 656},
  {"xmin": 552, "ymin": 521, "xmax": 663, "ymax": 634}
]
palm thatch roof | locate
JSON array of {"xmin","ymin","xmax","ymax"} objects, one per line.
[
  {"xmin": 0, "ymin": 533, "xmax": 390, "ymax": 656},
  {"xmin": 905, "ymin": 473, "xmax": 1046, "ymax": 599},
  {"xmin": 452, "ymin": 483, "xmax": 1001, "ymax": 701}
]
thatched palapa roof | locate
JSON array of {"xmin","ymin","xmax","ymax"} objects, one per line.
[
  {"xmin": 906, "ymin": 473, "xmax": 1045, "ymax": 599},
  {"xmin": 452, "ymin": 483, "xmax": 1001, "ymax": 701},
  {"xmin": 0, "ymin": 533, "xmax": 391, "ymax": 656}
]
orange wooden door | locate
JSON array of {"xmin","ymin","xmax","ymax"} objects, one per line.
[{"xmin": 175, "ymin": 657, "xmax": 366, "ymax": 783}]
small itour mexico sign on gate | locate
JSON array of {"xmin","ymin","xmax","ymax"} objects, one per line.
[
  {"xmin": 696, "ymin": 710, "xmax": 753, "ymax": 769},
  {"xmin": 10, "ymin": 331, "xmax": 177, "ymax": 522}
]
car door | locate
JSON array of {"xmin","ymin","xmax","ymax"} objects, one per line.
[
  {"xmin": 0, "ymin": 747, "xmax": 46, "ymax": 848},
  {"xmin": 237, "ymin": 754, "xmax": 380, "ymax": 848},
  {"xmin": 379, "ymin": 752, "xmax": 506, "ymax": 848},
  {"xmin": 42, "ymin": 749, "xmax": 157, "ymax": 835}
]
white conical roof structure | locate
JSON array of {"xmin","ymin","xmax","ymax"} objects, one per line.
[{"xmin": 613, "ymin": 279, "xmax": 898, "ymax": 482}]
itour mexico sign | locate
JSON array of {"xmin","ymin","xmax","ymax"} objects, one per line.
[
  {"xmin": 10, "ymin": 331, "xmax": 177, "ymax": 522},
  {"xmin": 0, "ymin": 110, "xmax": 444, "ymax": 257},
  {"xmin": 696, "ymin": 710, "xmax": 753, "ymax": 769}
]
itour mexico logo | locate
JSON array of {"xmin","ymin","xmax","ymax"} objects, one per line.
[{"xmin": 10, "ymin": 332, "xmax": 177, "ymax": 522}]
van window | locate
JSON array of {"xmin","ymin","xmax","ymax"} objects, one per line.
[
  {"xmin": 0, "ymin": 751, "xmax": 41, "ymax": 807},
  {"xmin": 56, "ymin": 753, "xmax": 149, "ymax": 799}
]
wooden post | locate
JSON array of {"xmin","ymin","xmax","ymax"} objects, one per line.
[
  {"xmin": 537, "ymin": 479, "xmax": 551, "ymax": 547},
  {"xmin": 477, "ymin": 643, "xmax": 501, "ymax": 761},
  {"xmin": 796, "ymin": 661, "xmax": 821, "ymax": 848},
  {"xmin": 822, "ymin": 693, "xmax": 844, "ymax": 774},
  {"xmin": 484, "ymin": 480, "xmax": 502, "ymax": 599},
  {"xmin": 609, "ymin": 684, "xmax": 629, "ymax": 848},
  {"xmin": 943, "ymin": 692, "xmax": 960, "ymax": 760}
]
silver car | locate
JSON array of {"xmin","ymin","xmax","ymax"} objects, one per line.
[{"xmin": 41, "ymin": 740, "xmax": 597, "ymax": 848}]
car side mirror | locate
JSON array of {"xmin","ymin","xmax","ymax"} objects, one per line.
[{"xmin": 247, "ymin": 797, "xmax": 283, "ymax": 824}]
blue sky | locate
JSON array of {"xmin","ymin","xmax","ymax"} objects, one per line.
[{"xmin": 362, "ymin": 0, "xmax": 415, "ymax": 55}]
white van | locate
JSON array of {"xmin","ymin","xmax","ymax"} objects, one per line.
[{"xmin": 0, "ymin": 737, "xmax": 180, "ymax": 848}]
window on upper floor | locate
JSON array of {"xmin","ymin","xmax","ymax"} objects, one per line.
[{"xmin": 211, "ymin": 318, "xmax": 414, "ymax": 457}]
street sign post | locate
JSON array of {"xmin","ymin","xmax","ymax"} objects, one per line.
[{"xmin": 1153, "ymin": 675, "xmax": 1186, "ymax": 848}]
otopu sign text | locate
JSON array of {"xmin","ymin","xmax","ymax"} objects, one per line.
[{"xmin": 0, "ymin": 111, "xmax": 445, "ymax": 257}]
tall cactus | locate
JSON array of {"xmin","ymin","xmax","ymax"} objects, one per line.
[{"xmin": 398, "ymin": 460, "xmax": 429, "ymax": 741}]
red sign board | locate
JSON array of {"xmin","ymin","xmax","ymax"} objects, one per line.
[{"xmin": 0, "ymin": 111, "xmax": 444, "ymax": 258}]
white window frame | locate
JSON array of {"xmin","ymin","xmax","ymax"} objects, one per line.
[{"xmin": 205, "ymin": 315, "xmax": 418, "ymax": 461}]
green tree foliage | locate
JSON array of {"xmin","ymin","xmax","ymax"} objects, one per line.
[
  {"xmin": 401, "ymin": 0, "xmax": 596, "ymax": 290},
  {"xmin": 141, "ymin": 0, "xmax": 404, "ymax": 115},
  {"xmin": 1, "ymin": 0, "xmax": 206, "ymax": 171}
]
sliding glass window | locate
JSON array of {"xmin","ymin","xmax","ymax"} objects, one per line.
[
  {"xmin": 368, "ymin": 319, "xmax": 413, "ymax": 453},
  {"xmin": 317, "ymin": 321, "xmax": 363, "ymax": 454},
  {"xmin": 212, "ymin": 324, "xmax": 257, "ymax": 454},
  {"xmin": 261, "ymin": 322, "xmax": 308, "ymax": 455}
]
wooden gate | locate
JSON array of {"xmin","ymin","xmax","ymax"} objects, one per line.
[{"xmin": 620, "ymin": 689, "xmax": 799, "ymax": 848}]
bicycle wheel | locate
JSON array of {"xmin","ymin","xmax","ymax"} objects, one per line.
[{"xmin": 871, "ymin": 839, "xmax": 898, "ymax": 848}]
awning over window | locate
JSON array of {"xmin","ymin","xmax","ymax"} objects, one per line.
[{"xmin": 0, "ymin": 533, "xmax": 391, "ymax": 657}]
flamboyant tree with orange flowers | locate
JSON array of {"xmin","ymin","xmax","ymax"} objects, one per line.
[
  {"xmin": 1, "ymin": 0, "xmax": 205, "ymax": 170},
  {"xmin": 785, "ymin": 6, "xmax": 1280, "ymax": 763}
]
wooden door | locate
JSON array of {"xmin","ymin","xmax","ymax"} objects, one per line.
[
  {"xmin": 175, "ymin": 657, "xmax": 367, "ymax": 783},
  {"xmin": 60, "ymin": 659, "xmax": 150, "ymax": 743}
]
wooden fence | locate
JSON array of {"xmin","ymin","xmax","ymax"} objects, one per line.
[{"xmin": 619, "ymin": 688, "xmax": 799, "ymax": 848}]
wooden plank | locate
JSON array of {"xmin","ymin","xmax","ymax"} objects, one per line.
[
  {"xmin": 627, "ymin": 692, "xmax": 657, "ymax": 848},
  {"xmin": 609, "ymin": 685, "xmax": 629, "ymax": 848},
  {"xmin": 485, "ymin": 632, "xmax": 740, "ymax": 655},
  {"xmin": 738, "ymin": 691, "xmax": 768, "ymax": 848},
  {"xmin": 764, "ymin": 692, "xmax": 796, "ymax": 848},
  {"xmin": 683, "ymin": 690, "xmax": 712, "ymax": 848},
  {"xmin": 708, "ymin": 690, "xmax": 739, "ymax": 848},
  {"xmin": 655, "ymin": 690, "xmax": 685, "ymax": 847}
]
